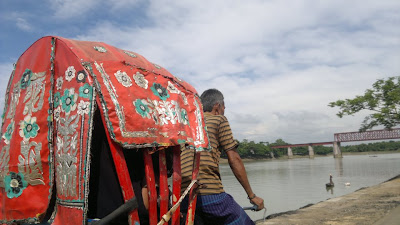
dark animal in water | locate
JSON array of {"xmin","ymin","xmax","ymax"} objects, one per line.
[{"xmin": 326, "ymin": 174, "xmax": 334, "ymax": 187}]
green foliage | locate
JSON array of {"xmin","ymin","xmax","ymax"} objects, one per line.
[
  {"xmin": 328, "ymin": 76, "xmax": 400, "ymax": 131},
  {"xmin": 269, "ymin": 138, "xmax": 289, "ymax": 146},
  {"xmin": 236, "ymin": 139, "xmax": 272, "ymax": 158},
  {"xmin": 231, "ymin": 139, "xmax": 400, "ymax": 159},
  {"xmin": 269, "ymin": 139, "xmax": 290, "ymax": 157},
  {"xmin": 341, "ymin": 140, "xmax": 400, "ymax": 152},
  {"xmin": 313, "ymin": 145, "xmax": 333, "ymax": 155}
]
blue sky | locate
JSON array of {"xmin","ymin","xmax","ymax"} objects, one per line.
[{"xmin": 1, "ymin": 0, "xmax": 399, "ymax": 143}]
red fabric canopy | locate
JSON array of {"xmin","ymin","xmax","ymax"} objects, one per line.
[{"xmin": 0, "ymin": 36, "xmax": 209, "ymax": 224}]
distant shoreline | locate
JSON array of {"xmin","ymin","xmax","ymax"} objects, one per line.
[{"xmin": 219, "ymin": 150, "xmax": 400, "ymax": 164}]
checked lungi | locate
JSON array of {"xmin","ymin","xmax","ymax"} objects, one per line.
[{"xmin": 181, "ymin": 192, "xmax": 255, "ymax": 225}]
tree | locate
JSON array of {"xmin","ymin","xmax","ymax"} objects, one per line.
[
  {"xmin": 269, "ymin": 139, "xmax": 289, "ymax": 157},
  {"xmin": 269, "ymin": 138, "xmax": 289, "ymax": 146},
  {"xmin": 329, "ymin": 76, "xmax": 400, "ymax": 131}
]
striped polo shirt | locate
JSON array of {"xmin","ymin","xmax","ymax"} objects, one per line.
[{"xmin": 181, "ymin": 112, "xmax": 239, "ymax": 195}]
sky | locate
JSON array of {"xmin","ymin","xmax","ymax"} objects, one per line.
[{"xmin": 0, "ymin": 0, "xmax": 399, "ymax": 144}]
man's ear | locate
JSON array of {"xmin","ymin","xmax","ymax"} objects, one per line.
[{"xmin": 212, "ymin": 103, "xmax": 220, "ymax": 115}]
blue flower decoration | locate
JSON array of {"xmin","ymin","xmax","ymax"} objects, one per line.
[
  {"xmin": 151, "ymin": 83, "xmax": 169, "ymax": 100},
  {"xmin": 3, "ymin": 121, "xmax": 14, "ymax": 144},
  {"xmin": 134, "ymin": 99, "xmax": 150, "ymax": 118},
  {"xmin": 79, "ymin": 83, "xmax": 93, "ymax": 99},
  {"xmin": 94, "ymin": 46, "xmax": 107, "ymax": 53},
  {"xmin": 20, "ymin": 69, "xmax": 32, "ymax": 89},
  {"xmin": 178, "ymin": 139, "xmax": 187, "ymax": 144},
  {"xmin": 53, "ymin": 92, "xmax": 61, "ymax": 108},
  {"xmin": 61, "ymin": 89, "xmax": 77, "ymax": 113},
  {"xmin": 4, "ymin": 172, "xmax": 28, "ymax": 198},
  {"xmin": 19, "ymin": 115, "xmax": 40, "ymax": 140},
  {"xmin": 181, "ymin": 109, "xmax": 189, "ymax": 125}
]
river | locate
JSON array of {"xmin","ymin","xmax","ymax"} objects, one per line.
[{"xmin": 219, "ymin": 152, "xmax": 400, "ymax": 221}]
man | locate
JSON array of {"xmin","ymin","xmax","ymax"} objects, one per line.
[{"xmin": 181, "ymin": 89, "xmax": 264, "ymax": 225}]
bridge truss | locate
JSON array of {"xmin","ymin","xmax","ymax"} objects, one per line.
[{"xmin": 334, "ymin": 128, "xmax": 400, "ymax": 142}]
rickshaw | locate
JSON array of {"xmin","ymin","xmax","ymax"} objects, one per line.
[{"xmin": 0, "ymin": 36, "xmax": 209, "ymax": 225}]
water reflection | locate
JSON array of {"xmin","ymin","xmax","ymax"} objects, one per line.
[
  {"xmin": 334, "ymin": 158, "xmax": 343, "ymax": 176},
  {"xmin": 221, "ymin": 153, "xmax": 400, "ymax": 221},
  {"xmin": 326, "ymin": 186, "xmax": 334, "ymax": 195}
]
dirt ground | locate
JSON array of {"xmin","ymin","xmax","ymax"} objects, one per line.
[{"xmin": 257, "ymin": 175, "xmax": 400, "ymax": 225}]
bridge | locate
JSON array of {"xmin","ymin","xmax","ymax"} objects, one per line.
[{"xmin": 271, "ymin": 128, "xmax": 400, "ymax": 159}]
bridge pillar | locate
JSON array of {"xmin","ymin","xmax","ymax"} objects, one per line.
[
  {"xmin": 308, "ymin": 145, "xmax": 314, "ymax": 159},
  {"xmin": 333, "ymin": 141, "xmax": 342, "ymax": 158},
  {"xmin": 288, "ymin": 147, "xmax": 293, "ymax": 159},
  {"xmin": 270, "ymin": 151, "xmax": 275, "ymax": 159}
]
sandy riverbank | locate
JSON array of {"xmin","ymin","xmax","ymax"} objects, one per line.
[{"xmin": 257, "ymin": 174, "xmax": 400, "ymax": 225}]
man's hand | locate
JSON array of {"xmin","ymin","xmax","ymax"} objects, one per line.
[{"xmin": 250, "ymin": 196, "xmax": 265, "ymax": 211}]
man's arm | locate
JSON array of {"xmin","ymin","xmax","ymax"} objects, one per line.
[{"xmin": 226, "ymin": 149, "xmax": 264, "ymax": 211}]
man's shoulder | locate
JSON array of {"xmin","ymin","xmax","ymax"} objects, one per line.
[{"xmin": 204, "ymin": 112, "xmax": 228, "ymax": 122}]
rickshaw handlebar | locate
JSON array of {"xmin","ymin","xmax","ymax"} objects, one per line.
[
  {"xmin": 243, "ymin": 204, "xmax": 258, "ymax": 211},
  {"xmin": 91, "ymin": 197, "xmax": 138, "ymax": 225}
]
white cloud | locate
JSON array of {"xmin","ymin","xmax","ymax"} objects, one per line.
[
  {"xmin": 48, "ymin": 0, "xmax": 143, "ymax": 19},
  {"xmin": 15, "ymin": 17, "xmax": 32, "ymax": 31},
  {"xmin": 0, "ymin": 11, "xmax": 34, "ymax": 32},
  {"xmin": 73, "ymin": 0, "xmax": 400, "ymax": 143},
  {"xmin": 1, "ymin": 0, "xmax": 399, "ymax": 143},
  {"xmin": 49, "ymin": 0, "xmax": 99, "ymax": 19},
  {"xmin": 106, "ymin": 0, "xmax": 143, "ymax": 11}
]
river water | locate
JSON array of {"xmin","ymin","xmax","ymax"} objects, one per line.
[{"xmin": 219, "ymin": 152, "xmax": 400, "ymax": 221}]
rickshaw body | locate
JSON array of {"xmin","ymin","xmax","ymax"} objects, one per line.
[{"xmin": 0, "ymin": 36, "xmax": 208, "ymax": 225}]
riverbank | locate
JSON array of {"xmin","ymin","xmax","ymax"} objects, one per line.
[
  {"xmin": 219, "ymin": 150, "xmax": 400, "ymax": 164},
  {"xmin": 257, "ymin": 174, "xmax": 400, "ymax": 225}
]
